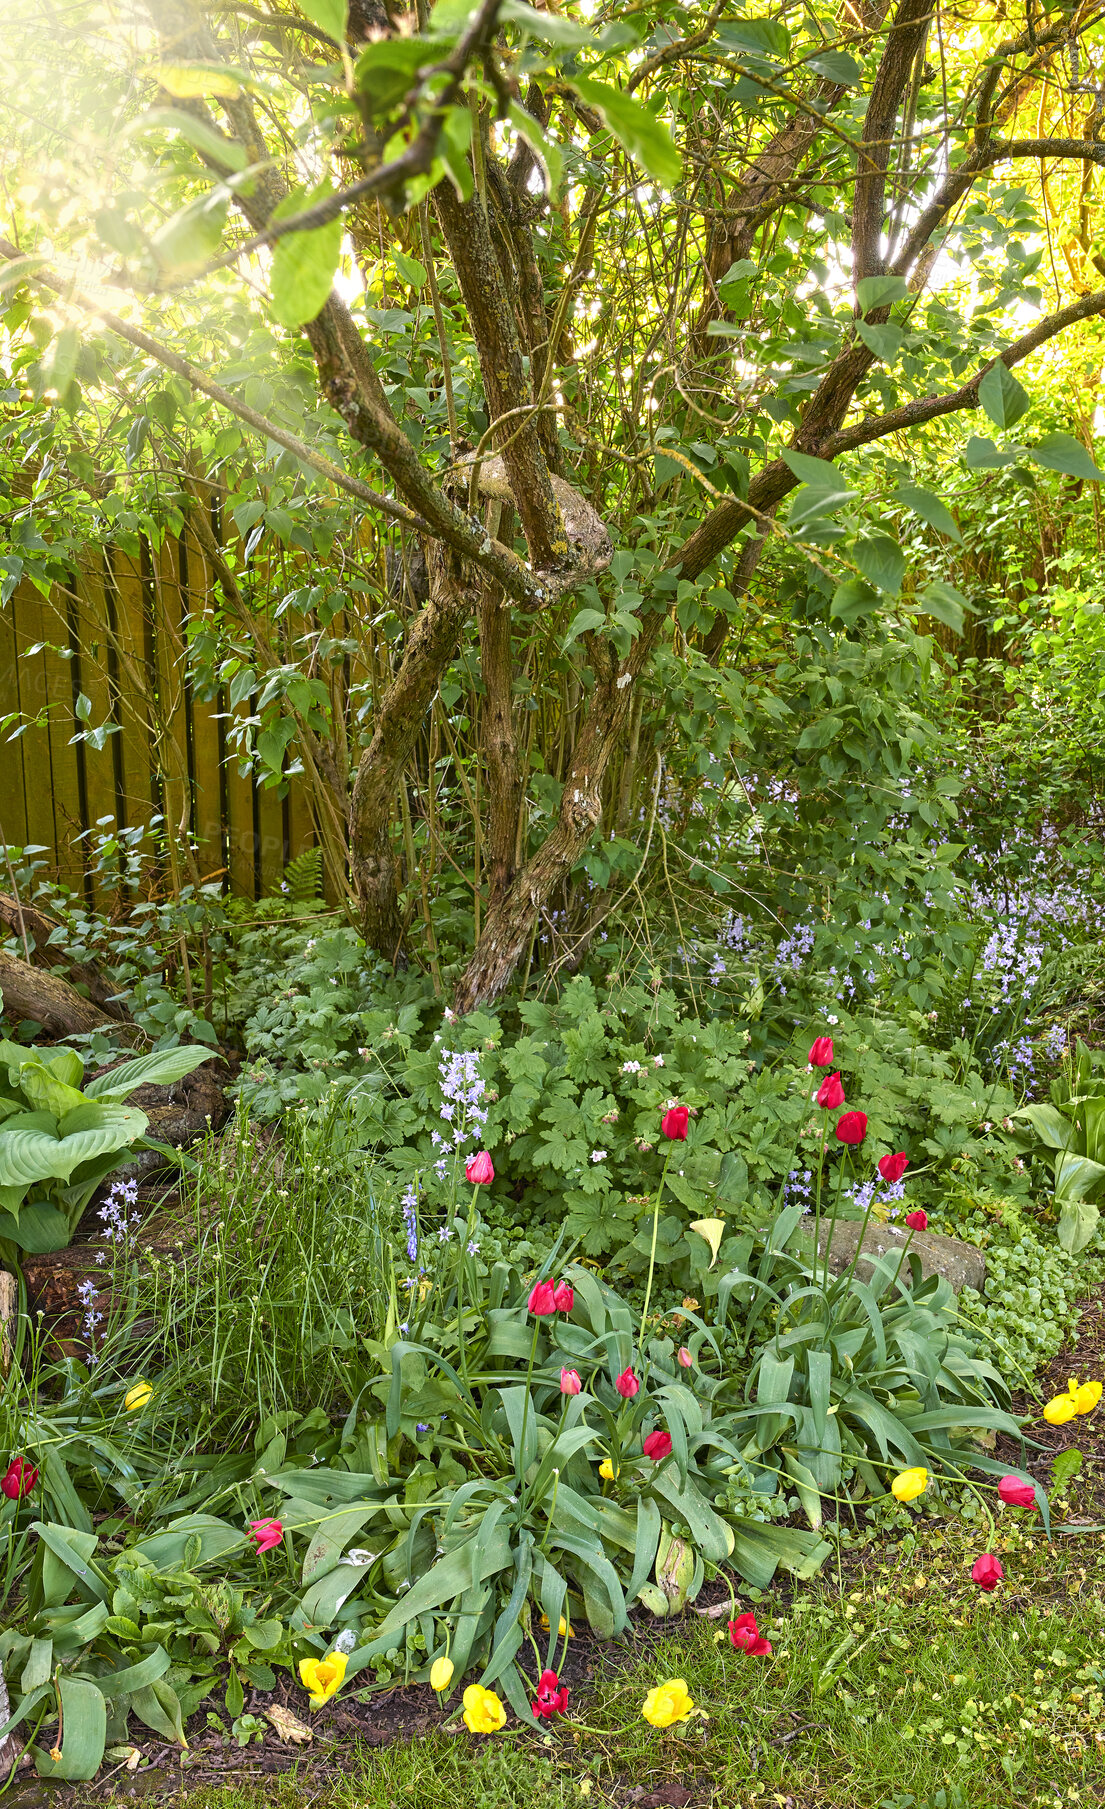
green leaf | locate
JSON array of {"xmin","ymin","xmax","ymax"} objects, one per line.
[
  {"xmin": 892, "ymin": 483, "xmax": 962, "ymax": 543},
  {"xmin": 1012, "ymin": 1103, "xmax": 1074, "ymax": 1151},
  {"xmin": 1052, "ymin": 1447, "xmax": 1082, "ymax": 1491},
  {"xmin": 855, "ymin": 275, "xmax": 908, "ymax": 314},
  {"xmin": 508, "ymin": 102, "xmax": 563, "ymax": 197},
  {"xmin": 1029, "ymin": 432, "xmax": 1104, "ymax": 483},
  {"xmin": 84, "ymin": 1047, "xmax": 215, "ymax": 1101},
  {"xmin": 500, "ymin": 0, "xmax": 590, "ymax": 44},
  {"xmin": 917, "ymin": 581, "xmax": 971, "ymax": 635},
  {"xmin": 855, "ymin": 321, "xmax": 903, "ymax": 365},
  {"xmin": 715, "ymin": 19, "xmax": 791, "ymax": 61},
  {"xmin": 15, "ymin": 1059, "xmax": 87, "ymax": 1118},
  {"xmin": 299, "ymin": 0, "xmax": 349, "ymax": 41},
  {"xmin": 805, "ymin": 47, "xmax": 862, "ymax": 85},
  {"xmin": 796, "ymin": 713, "xmax": 842, "ymax": 750},
  {"xmin": 965, "ymin": 434, "xmax": 1018, "ymax": 470},
  {"xmin": 32, "ymin": 1678, "xmax": 105, "ymax": 1781},
  {"xmin": 354, "ymin": 39, "xmax": 431, "ymax": 115},
  {"xmin": 125, "ymin": 108, "xmax": 247, "ymax": 173},
  {"xmin": 563, "ymin": 606, "xmax": 606, "ymax": 649},
  {"xmin": 394, "ymin": 250, "xmax": 427, "ymax": 289},
  {"xmin": 0, "ymin": 1201, "xmax": 69, "ymax": 1251},
  {"xmin": 151, "ymin": 189, "xmax": 229, "ymax": 279},
  {"xmin": 830, "ymin": 579, "xmax": 879, "ymax": 626},
  {"xmin": 156, "ymin": 62, "xmax": 252, "ymax": 100},
  {"xmin": 569, "ymin": 77, "xmax": 681, "ymax": 187},
  {"xmin": 977, "ymin": 360, "xmax": 1030, "ymax": 429},
  {"xmin": 270, "ymin": 190, "xmax": 343, "ymax": 329},
  {"xmin": 853, "ymin": 534, "xmax": 906, "ymax": 596}
]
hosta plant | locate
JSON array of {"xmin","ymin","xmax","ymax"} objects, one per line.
[
  {"xmin": 0, "ymin": 1042, "xmax": 215, "ymax": 1262},
  {"xmin": 1011, "ymin": 1040, "xmax": 1105, "ymax": 1253}
]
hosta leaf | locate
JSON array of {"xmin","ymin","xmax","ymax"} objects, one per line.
[
  {"xmin": 85, "ymin": 1046, "xmax": 215, "ymax": 1101},
  {"xmin": 15, "ymin": 1059, "xmax": 87, "ymax": 1118}
]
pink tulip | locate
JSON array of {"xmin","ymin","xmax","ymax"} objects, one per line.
[
  {"xmin": 904, "ymin": 1209, "xmax": 927, "ymax": 1231},
  {"xmin": 466, "ymin": 1151, "xmax": 494, "ymax": 1185},
  {"xmin": 553, "ymin": 1281, "xmax": 574, "ymax": 1314},
  {"xmin": 815, "ymin": 1071, "xmax": 845, "ymax": 1110},
  {"xmin": 615, "ymin": 1367, "xmax": 639, "ymax": 1399},
  {"xmin": 677, "ymin": 1346, "xmax": 693, "ymax": 1368},
  {"xmin": 560, "ymin": 1368, "xmax": 582, "ymax": 1396},
  {"xmin": 878, "ymin": 1152, "xmax": 909, "ymax": 1184},
  {"xmin": 728, "ymin": 1612, "xmax": 772, "ymax": 1656},
  {"xmin": 661, "ymin": 1105, "xmax": 689, "ymax": 1141},
  {"xmin": 248, "ymin": 1518, "xmax": 283, "ymax": 1553},
  {"xmin": 642, "ymin": 1430, "xmax": 672, "ymax": 1462},
  {"xmin": 528, "ymin": 1280, "xmax": 557, "ymax": 1316},
  {"xmin": 808, "ymin": 1036, "xmax": 834, "ymax": 1068},
  {"xmin": 997, "ymin": 1475, "xmax": 1037, "ymax": 1510}
]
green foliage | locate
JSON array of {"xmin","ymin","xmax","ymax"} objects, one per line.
[
  {"xmin": 0, "ymin": 1039, "xmax": 214, "ymax": 1261},
  {"xmin": 1011, "ymin": 1042, "xmax": 1105, "ymax": 1252}
]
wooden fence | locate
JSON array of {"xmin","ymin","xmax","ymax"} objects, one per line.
[{"xmin": 0, "ymin": 524, "xmax": 319, "ymax": 903}]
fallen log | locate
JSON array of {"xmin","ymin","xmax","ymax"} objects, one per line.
[
  {"xmin": 0, "ymin": 891, "xmax": 131, "ymax": 1019},
  {"xmin": 0, "ymin": 947, "xmax": 139, "ymax": 1040}
]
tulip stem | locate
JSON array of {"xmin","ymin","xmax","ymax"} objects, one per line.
[
  {"xmin": 638, "ymin": 1143, "xmax": 676, "ymax": 1351},
  {"xmin": 454, "ymin": 1181, "xmax": 480, "ymax": 1388},
  {"xmin": 514, "ymin": 1311, "xmax": 543, "ymax": 1518}
]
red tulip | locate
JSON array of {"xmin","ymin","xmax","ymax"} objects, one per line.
[
  {"xmin": 677, "ymin": 1346, "xmax": 693, "ymax": 1369},
  {"xmin": 560, "ymin": 1367, "xmax": 582, "ymax": 1396},
  {"xmin": 465, "ymin": 1151, "xmax": 494, "ymax": 1185},
  {"xmin": 878, "ymin": 1152, "xmax": 909, "ymax": 1184},
  {"xmin": 553, "ymin": 1281, "xmax": 574, "ymax": 1314},
  {"xmin": 1, "ymin": 1457, "xmax": 37, "ymax": 1501},
  {"xmin": 728, "ymin": 1612, "xmax": 772, "ymax": 1656},
  {"xmin": 642, "ymin": 1430, "xmax": 673, "ymax": 1462},
  {"xmin": 532, "ymin": 1668, "xmax": 569, "ymax": 1718},
  {"xmin": 528, "ymin": 1279, "xmax": 557, "ymax": 1316},
  {"xmin": 248, "ymin": 1518, "xmax": 283, "ymax": 1552},
  {"xmin": 660, "ymin": 1105, "xmax": 689, "ymax": 1141},
  {"xmin": 971, "ymin": 1553, "xmax": 1003, "ymax": 1592},
  {"xmin": 904, "ymin": 1209, "xmax": 928, "ymax": 1231},
  {"xmin": 997, "ymin": 1475, "xmax": 1037, "ymax": 1510},
  {"xmin": 615, "ymin": 1367, "xmax": 639, "ymax": 1399},
  {"xmin": 808, "ymin": 1036, "xmax": 834, "ymax": 1068},
  {"xmin": 815, "ymin": 1071, "xmax": 845, "ymax": 1110},
  {"xmin": 835, "ymin": 1111, "xmax": 868, "ymax": 1145}
]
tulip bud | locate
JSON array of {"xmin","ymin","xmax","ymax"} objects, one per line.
[
  {"xmin": 527, "ymin": 1280, "xmax": 557, "ymax": 1316},
  {"xmin": 643, "ymin": 1429, "xmax": 673, "ymax": 1462},
  {"xmin": 615, "ymin": 1367, "xmax": 639, "ymax": 1398},
  {"xmin": 808, "ymin": 1035, "xmax": 834, "ymax": 1068},
  {"xmin": 904, "ymin": 1208, "xmax": 927, "ymax": 1231},
  {"xmin": 676, "ymin": 1346, "xmax": 693, "ymax": 1368},
  {"xmin": 125, "ymin": 1381, "xmax": 153, "ymax": 1412},
  {"xmin": 971, "ymin": 1552, "xmax": 1003, "ymax": 1592},
  {"xmin": 430, "ymin": 1656, "xmax": 454, "ymax": 1692},
  {"xmin": 553, "ymin": 1281, "xmax": 574, "ymax": 1314},
  {"xmin": 560, "ymin": 1367, "xmax": 582, "ymax": 1396},
  {"xmin": 660, "ymin": 1105, "xmax": 689, "ymax": 1141},
  {"xmin": 465, "ymin": 1151, "xmax": 494, "ymax": 1185},
  {"xmin": 815, "ymin": 1071, "xmax": 845, "ymax": 1110},
  {"xmin": 878, "ymin": 1152, "xmax": 909, "ymax": 1184},
  {"xmin": 834, "ymin": 1110, "xmax": 868, "ymax": 1146},
  {"xmin": 997, "ymin": 1475, "xmax": 1037, "ymax": 1509}
]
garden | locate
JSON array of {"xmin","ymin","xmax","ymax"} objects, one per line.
[{"xmin": 1, "ymin": 1, "xmax": 1105, "ymax": 1805}]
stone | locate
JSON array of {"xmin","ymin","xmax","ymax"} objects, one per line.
[{"xmin": 814, "ymin": 1219, "xmax": 987, "ymax": 1293}]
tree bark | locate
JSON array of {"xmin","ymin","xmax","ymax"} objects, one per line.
[
  {"xmin": 478, "ymin": 507, "xmax": 524, "ymax": 906},
  {"xmin": 0, "ymin": 895, "xmax": 130, "ymax": 1019},
  {"xmin": 0, "ymin": 950, "xmax": 135, "ymax": 1040}
]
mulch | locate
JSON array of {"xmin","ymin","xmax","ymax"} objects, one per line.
[{"xmin": 995, "ymin": 1287, "xmax": 1105, "ymax": 1516}]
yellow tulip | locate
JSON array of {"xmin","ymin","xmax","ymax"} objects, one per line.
[
  {"xmin": 124, "ymin": 1382, "xmax": 152, "ymax": 1412},
  {"xmin": 430, "ymin": 1656, "xmax": 454, "ymax": 1693},
  {"xmin": 461, "ymin": 1684, "xmax": 506, "ymax": 1733},
  {"xmin": 642, "ymin": 1678, "xmax": 695, "ymax": 1728},
  {"xmin": 688, "ymin": 1217, "xmax": 726, "ymax": 1270},
  {"xmin": 890, "ymin": 1466, "xmax": 928, "ymax": 1503},
  {"xmin": 1069, "ymin": 1380, "xmax": 1102, "ymax": 1416},
  {"xmin": 599, "ymin": 1458, "xmax": 620, "ymax": 1481},
  {"xmin": 298, "ymin": 1650, "xmax": 347, "ymax": 1710},
  {"xmin": 1043, "ymin": 1394, "xmax": 1079, "ymax": 1426},
  {"xmin": 539, "ymin": 1613, "xmax": 574, "ymax": 1637}
]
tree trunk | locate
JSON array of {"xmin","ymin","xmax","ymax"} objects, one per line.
[
  {"xmin": 478, "ymin": 544, "xmax": 524, "ymax": 906},
  {"xmin": 0, "ymin": 894, "xmax": 130, "ymax": 1019},
  {"xmin": 349, "ymin": 541, "xmax": 480, "ymax": 959}
]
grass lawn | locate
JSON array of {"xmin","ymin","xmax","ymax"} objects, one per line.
[{"xmin": 149, "ymin": 1516, "xmax": 1105, "ymax": 1809}]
